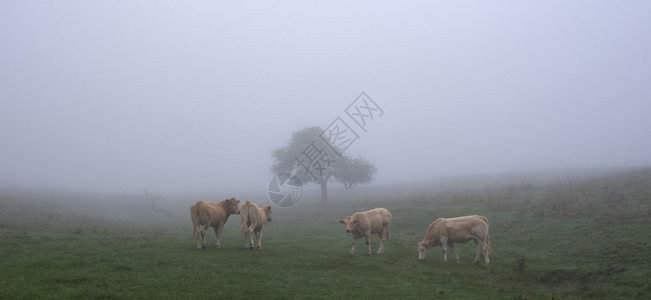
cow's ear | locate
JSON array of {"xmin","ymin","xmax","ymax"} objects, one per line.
[{"xmin": 338, "ymin": 220, "xmax": 345, "ymax": 224}]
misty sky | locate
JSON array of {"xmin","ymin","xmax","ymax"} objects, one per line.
[{"xmin": 1, "ymin": 1, "xmax": 650, "ymax": 194}]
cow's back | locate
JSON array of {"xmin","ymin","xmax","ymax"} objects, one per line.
[
  {"xmin": 367, "ymin": 208, "xmax": 391, "ymax": 223},
  {"xmin": 247, "ymin": 204, "xmax": 266, "ymax": 224},
  {"xmin": 363, "ymin": 208, "xmax": 391, "ymax": 233},
  {"xmin": 190, "ymin": 201, "xmax": 200, "ymax": 223},
  {"xmin": 441, "ymin": 215, "xmax": 488, "ymax": 241},
  {"xmin": 191, "ymin": 201, "xmax": 208, "ymax": 224},
  {"xmin": 240, "ymin": 201, "xmax": 267, "ymax": 232},
  {"xmin": 200, "ymin": 201, "xmax": 227, "ymax": 225}
]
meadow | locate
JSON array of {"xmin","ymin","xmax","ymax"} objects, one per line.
[{"xmin": 1, "ymin": 168, "xmax": 650, "ymax": 299}]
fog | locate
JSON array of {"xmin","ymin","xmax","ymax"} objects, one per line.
[{"xmin": 1, "ymin": 1, "xmax": 650, "ymax": 195}]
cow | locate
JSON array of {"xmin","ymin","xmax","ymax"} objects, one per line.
[
  {"xmin": 190, "ymin": 197, "xmax": 241, "ymax": 250},
  {"xmin": 338, "ymin": 208, "xmax": 391, "ymax": 255},
  {"xmin": 239, "ymin": 200, "xmax": 272, "ymax": 250},
  {"xmin": 417, "ymin": 215, "xmax": 491, "ymax": 265}
]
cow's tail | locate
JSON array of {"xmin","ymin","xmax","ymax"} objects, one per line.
[
  {"xmin": 386, "ymin": 212, "xmax": 392, "ymax": 241},
  {"xmin": 486, "ymin": 232, "xmax": 491, "ymax": 254},
  {"xmin": 239, "ymin": 204, "xmax": 249, "ymax": 235},
  {"xmin": 481, "ymin": 216, "xmax": 491, "ymax": 254},
  {"xmin": 191, "ymin": 202, "xmax": 200, "ymax": 239}
]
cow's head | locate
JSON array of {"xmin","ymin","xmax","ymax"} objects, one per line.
[
  {"xmin": 226, "ymin": 197, "xmax": 241, "ymax": 215},
  {"xmin": 417, "ymin": 241, "xmax": 434, "ymax": 260},
  {"xmin": 338, "ymin": 216, "xmax": 357, "ymax": 233},
  {"xmin": 263, "ymin": 206, "xmax": 272, "ymax": 222}
]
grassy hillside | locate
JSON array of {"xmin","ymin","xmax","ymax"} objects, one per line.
[{"xmin": 1, "ymin": 168, "xmax": 649, "ymax": 299}]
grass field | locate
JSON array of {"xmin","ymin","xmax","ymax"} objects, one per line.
[{"xmin": 1, "ymin": 168, "xmax": 650, "ymax": 299}]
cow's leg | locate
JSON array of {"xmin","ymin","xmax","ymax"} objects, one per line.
[
  {"xmin": 482, "ymin": 240, "xmax": 490, "ymax": 265},
  {"xmin": 377, "ymin": 232, "xmax": 385, "ymax": 254},
  {"xmin": 365, "ymin": 234, "xmax": 372, "ymax": 255},
  {"xmin": 253, "ymin": 230, "xmax": 259, "ymax": 249},
  {"xmin": 196, "ymin": 230, "xmax": 204, "ymax": 250},
  {"xmin": 214, "ymin": 224, "xmax": 223, "ymax": 249},
  {"xmin": 244, "ymin": 230, "xmax": 252, "ymax": 249},
  {"xmin": 200, "ymin": 224, "xmax": 210, "ymax": 249},
  {"xmin": 448, "ymin": 242, "xmax": 460, "ymax": 263},
  {"xmin": 249, "ymin": 227, "xmax": 256, "ymax": 249},
  {"xmin": 473, "ymin": 239, "xmax": 481, "ymax": 263},
  {"xmin": 440, "ymin": 237, "xmax": 448, "ymax": 262},
  {"xmin": 350, "ymin": 237, "xmax": 357, "ymax": 254},
  {"xmin": 248, "ymin": 222, "xmax": 258, "ymax": 233},
  {"xmin": 194, "ymin": 224, "xmax": 202, "ymax": 250},
  {"xmin": 256, "ymin": 227, "xmax": 264, "ymax": 249},
  {"xmin": 257, "ymin": 227, "xmax": 264, "ymax": 249},
  {"xmin": 246, "ymin": 222, "xmax": 258, "ymax": 249}
]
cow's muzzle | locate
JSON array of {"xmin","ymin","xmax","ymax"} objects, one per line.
[{"xmin": 345, "ymin": 229, "xmax": 351, "ymax": 233}]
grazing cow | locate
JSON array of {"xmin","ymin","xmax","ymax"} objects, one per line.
[
  {"xmin": 190, "ymin": 197, "xmax": 241, "ymax": 250},
  {"xmin": 417, "ymin": 215, "xmax": 491, "ymax": 265},
  {"xmin": 239, "ymin": 200, "xmax": 272, "ymax": 250},
  {"xmin": 338, "ymin": 208, "xmax": 391, "ymax": 255}
]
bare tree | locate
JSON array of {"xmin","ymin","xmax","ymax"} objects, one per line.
[{"xmin": 144, "ymin": 187, "xmax": 160, "ymax": 211}]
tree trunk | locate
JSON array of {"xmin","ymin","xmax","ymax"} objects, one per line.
[{"xmin": 318, "ymin": 178, "xmax": 328, "ymax": 203}]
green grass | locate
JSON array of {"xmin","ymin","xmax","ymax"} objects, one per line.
[{"xmin": 1, "ymin": 168, "xmax": 650, "ymax": 299}]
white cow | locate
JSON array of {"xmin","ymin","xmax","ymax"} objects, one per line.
[
  {"xmin": 417, "ymin": 215, "xmax": 491, "ymax": 264},
  {"xmin": 239, "ymin": 200, "xmax": 272, "ymax": 250},
  {"xmin": 338, "ymin": 208, "xmax": 392, "ymax": 255},
  {"xmin": 190, "ymin": 198, "xmax": 241, "ymax": 250}
]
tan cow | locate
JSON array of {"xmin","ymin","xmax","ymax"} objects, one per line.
[
  {"xmin": 338, "ymin": 208, "xmax": 392, "ymax": 255},
  {"xmin": 417, "ymin": 215, "xmax": 491, "ymax": 264},
  {"xmin": 239, "ymin": 200, "xmax": 272, "ymax": 250},
  {"xmin": 190, "ymin": 197, "xmax": 241, "ymax": 250}
]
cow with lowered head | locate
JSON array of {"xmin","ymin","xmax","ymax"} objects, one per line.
[
  {"xmin": 338, "ymin": 208, "xmax": 392, "ymax": 255},
  {"xmin": 417, "ymin": 215, "xmax": 491, "ymax": 264},
  {"xmin": 190, "ymin": 197, "xmax": 241, "ymax": 250}
]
